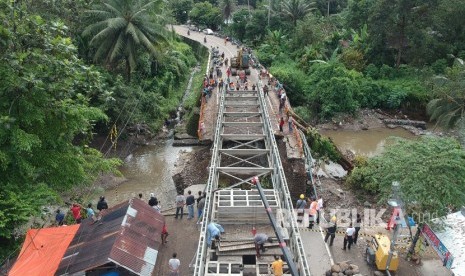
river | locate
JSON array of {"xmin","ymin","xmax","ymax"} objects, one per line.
[
  {"xmin": 103, "ymin": 140, "xmax": 193, "ymax": 209},
  {"xmin": 320, "ymin": 127, "xmax": 415, "ymax": 157}
]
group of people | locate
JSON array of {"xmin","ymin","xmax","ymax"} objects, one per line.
[
  {"xmin": 295, "ymin": 193, "xmax": 362, "ymax": 251},
  {"xmin": 295, "ymin": 194, "xmax": 323, "ymax": 229},
  {"xmin": 56, "ymin": 196, "xmax": 109, "ymax": 226},
  {"xmin": 173, "ymin": 190, "xmax": 206, "ymax": 224}
]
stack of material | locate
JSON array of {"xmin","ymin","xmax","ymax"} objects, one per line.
[
  {"xmin": 215, "ymin": 189, "xmax": 278, "ymax": 224},
  {"xmin": 217, "ymin": 240, "xmax": 281, "ymax": 256},
  {"xmin": 325, "ymin": 261, "xmax": 362, "ymax": 276}
]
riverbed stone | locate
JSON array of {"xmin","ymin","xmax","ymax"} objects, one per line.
[{"xmin": 331, "ymin": 264, "xmax": 341, "ymax": 273}]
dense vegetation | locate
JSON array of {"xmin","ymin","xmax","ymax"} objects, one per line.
[
  {"xmin": 0, "ymin": 0, "xmax": 203, "ymax": 259},
  {"xmin": 176, "ymin": 0, "xmax": 465, "ymax": 125},
  {"xmin": 175, "ymin": 0, "xmax": 465, "ymax": 217},
  {"xmin": 347, "ymin": 137, "xmax": 465, "ymax": 217}
]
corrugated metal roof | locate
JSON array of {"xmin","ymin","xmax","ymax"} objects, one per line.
[
  {"xmin": 432, "ymin": 211, "xmax": 465, "ymax": 276},
  {"xmin": 56, "ymin": 198, "xmax": 165, "ymax": 276}
]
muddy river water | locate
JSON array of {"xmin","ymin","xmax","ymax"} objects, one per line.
[
  {"xmin": 320, "ymin": 127, "xmax": 415, "ymax": 157},
  {"xmin": 103, "ymin": 140, "xmax": 193, "ymax": 210},
  {"xmin": 104, "ymin": 127, "xmax": 415, "ymax": 206}
]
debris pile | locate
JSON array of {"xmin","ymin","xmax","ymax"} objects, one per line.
[{"xmin": 325, "ymin": 261, "xmax": 362, "ymax": 276}]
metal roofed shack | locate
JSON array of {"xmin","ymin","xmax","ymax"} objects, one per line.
[
  {"xmin": 426, "ymin": 208, "xmax": 465, "ymax": 276},
  {"xmin": 56, "ymin": 198, "xmax": 165, "ymax": 276},
  {"xmin": 9, "ymin": 225, "xmax": 80, "ymax": 276}
]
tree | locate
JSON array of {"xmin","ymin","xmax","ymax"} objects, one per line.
[
  {"xmin": 427, "ymin": 58, "xmax": 465, "ymax": 145},
  {"xmin": 83, "ymin": 0, "xmax": 167, "ymax": 82},
  {"xmin": 189, "ymin": 2, "xmax": 222, "ymax": 29},
  {"xmin": 280, "ymin": 0, "xmax": 315, "ymax": 26},
  {"xmin": 0, "ymin": 9, "xmax": 120, "ymax": 251},
  {"xmin": 169, "ymin": 0, "xmax": 194, "ymax": 24},
  {"xmin": 220, "ymin": 0, "xmax": 237, "ymax": 23},
  {"xmin": 230, "ymin": 8, "xmax": 250, "ymax": 41},
  {"xmin": 347, "ymin": 137, "xmax": 465, "ymax": 217}
]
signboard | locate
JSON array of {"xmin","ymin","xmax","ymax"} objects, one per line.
[{"xmin": 422, "ymin": 223, "xmax": 454, "ymax": 269}]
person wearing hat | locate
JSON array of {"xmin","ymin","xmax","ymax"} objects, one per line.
[
  {"xmin": 324, "ymin": 216, "xmax": 337, "ymax": 246},
  {"xmin": 296, "ymin": 194, "xmax": 307, "ymax": 223}
]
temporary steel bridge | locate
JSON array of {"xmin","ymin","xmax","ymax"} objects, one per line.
[{"xmin": 192, "ymin": 78, "xmax": 311, "ymax": 275}]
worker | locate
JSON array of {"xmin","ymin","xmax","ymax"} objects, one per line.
[
  {"xmin": 343, "ymin": 223, "xmax": 356, "ymax": 250},
  {"xmin": 308, "ymin": 197, "xmax": 318, "ymax": 229},
  {"xmin": 296, "ymin": 194, "xmax": 306, "ymax": 223},
  {"xmin": 206, "ymin": 222, "xmax": 225, "ymax": 247},
  {"xmin": 324, "ymin": 216, "xmax": 337, "ymax": 246},
  {"xmin": 187, "ymin": 30, "xmax": 190, "ymax": 35},
  {"xmin": 254, "ymin": 233, "xmax": 273, "ymax": 258},
  {"xmin": 204, "ymin": 36, "xmax": 207, "ymax": 43},
  {"xmin": 271, "ymin": 255, "xmax": 284, "ymax": 276}
]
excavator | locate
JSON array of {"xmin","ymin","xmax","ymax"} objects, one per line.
[{"xmin": 229, "ymin": 48, "xmax": 251, "ymax": 76}]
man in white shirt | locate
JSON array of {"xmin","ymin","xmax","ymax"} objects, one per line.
[
  {"xmin": 168, "ymin": 252, "xmax": 180, "ymax": 276},
  {"xmin": 343, "ymin": 223, "xmax": 356, "ymax": 250}
]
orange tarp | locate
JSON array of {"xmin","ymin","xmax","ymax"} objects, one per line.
[{"xmin": 9, "ymin": 225, "xmax": 79, "ymax": 276}]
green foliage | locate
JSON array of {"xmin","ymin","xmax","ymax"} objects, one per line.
[
  {"xmin": 82, "ymin": 0, "xmax": 168, "ymax": 81},
  {"xmin": 427, "ymin": 59, "xmax": 465, "ymax": 131},
  {"xmin": 268, "ymin": 60, "xmax": 308, "ymax": 105},
  {"xmin": 340, "ymin": 47, "xmax": 366, "ymax": 71},
  {"xmin": 364, "ymin": 64, "xmax": 379, "ymax": 79},
  {"xmin": 347, "ymin": 137, "xmax": 465, "ymax": 216},
  {"xmin": 0, "ymin": 9, "xmax": 121, "ymax": 245},
  {"xmin": 306, "ymin": 128, "xmax": 341, "ymax": 162},
  {"xmin": 431, "ymin": 59, "xmax": 448, "ymax": 74},
  {"xmin": 280, "ymin": 0, "xmax": 315, "ymax": 27},
  {"xmin": 169, "ymin": 0, "xmax": 194, "ymax": 24},
  {"xmin": 189, "ymin": 2, "xmax": 222, "ymax": 29}
]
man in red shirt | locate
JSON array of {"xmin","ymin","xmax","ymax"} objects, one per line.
[{"xmin": 70, "ymin": 203, "xmax": 82, "ymax": 224}]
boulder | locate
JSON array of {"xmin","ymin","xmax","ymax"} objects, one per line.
[
  {"xmin": 374, "ymin": 271, "xmax": 385, "ymax": 276},
  {"xmin": 349, "ymin": 264, "xmax": 359, "ymax": 273},
  {"xmin": 339, "ymin": 261, "xmax": 350, "ymax": 272},
  {"xmin": 331, "ymin": 264, "xmax": 341, "ymax": 273},
  {"xmin": 345, "ymin": 270, "xmax": 355, "ymax": 276},
  {"xmin": 326, "ymin": 270, "xmax": 332, "ymax": 276}
]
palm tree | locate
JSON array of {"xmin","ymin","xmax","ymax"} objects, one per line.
[
  {"xmin": 83, "ymin": 0, "xmax": 167, "ymax": 82},
  {"xmin": 220, "ymin": 0, "xmax": 237, "ymax": 23},
  {"xmin": 280, "ymin": 0, "xmax": 315, "ymax": 27},
  {"xmin": 427, "ymin": 58, "xmax": 465, "ymax": 145}
]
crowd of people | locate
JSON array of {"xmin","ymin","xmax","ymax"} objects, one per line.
[{"xmin": 295, "ymin": 193, "xmax": 362, "ymax": 252}]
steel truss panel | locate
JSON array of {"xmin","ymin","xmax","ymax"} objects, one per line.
[
  {"xmin": 223, "ymin": 112, "xmax": 261, "ymax": 117},
  {"xmin": 217, "ymin": 167, "xmax": 273, "ymax": 174},
  {"xmin": 221, "ymin": 134, "xmax": 266, "ymax": 140},
  {"xmin": 219, "ymin": 149, "xmax": 269, "ymax": 156}
]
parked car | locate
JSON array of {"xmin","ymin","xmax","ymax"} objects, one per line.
[{"xmin": 203, "ymin": 28, "xmax": 214, "ymax": 35}]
